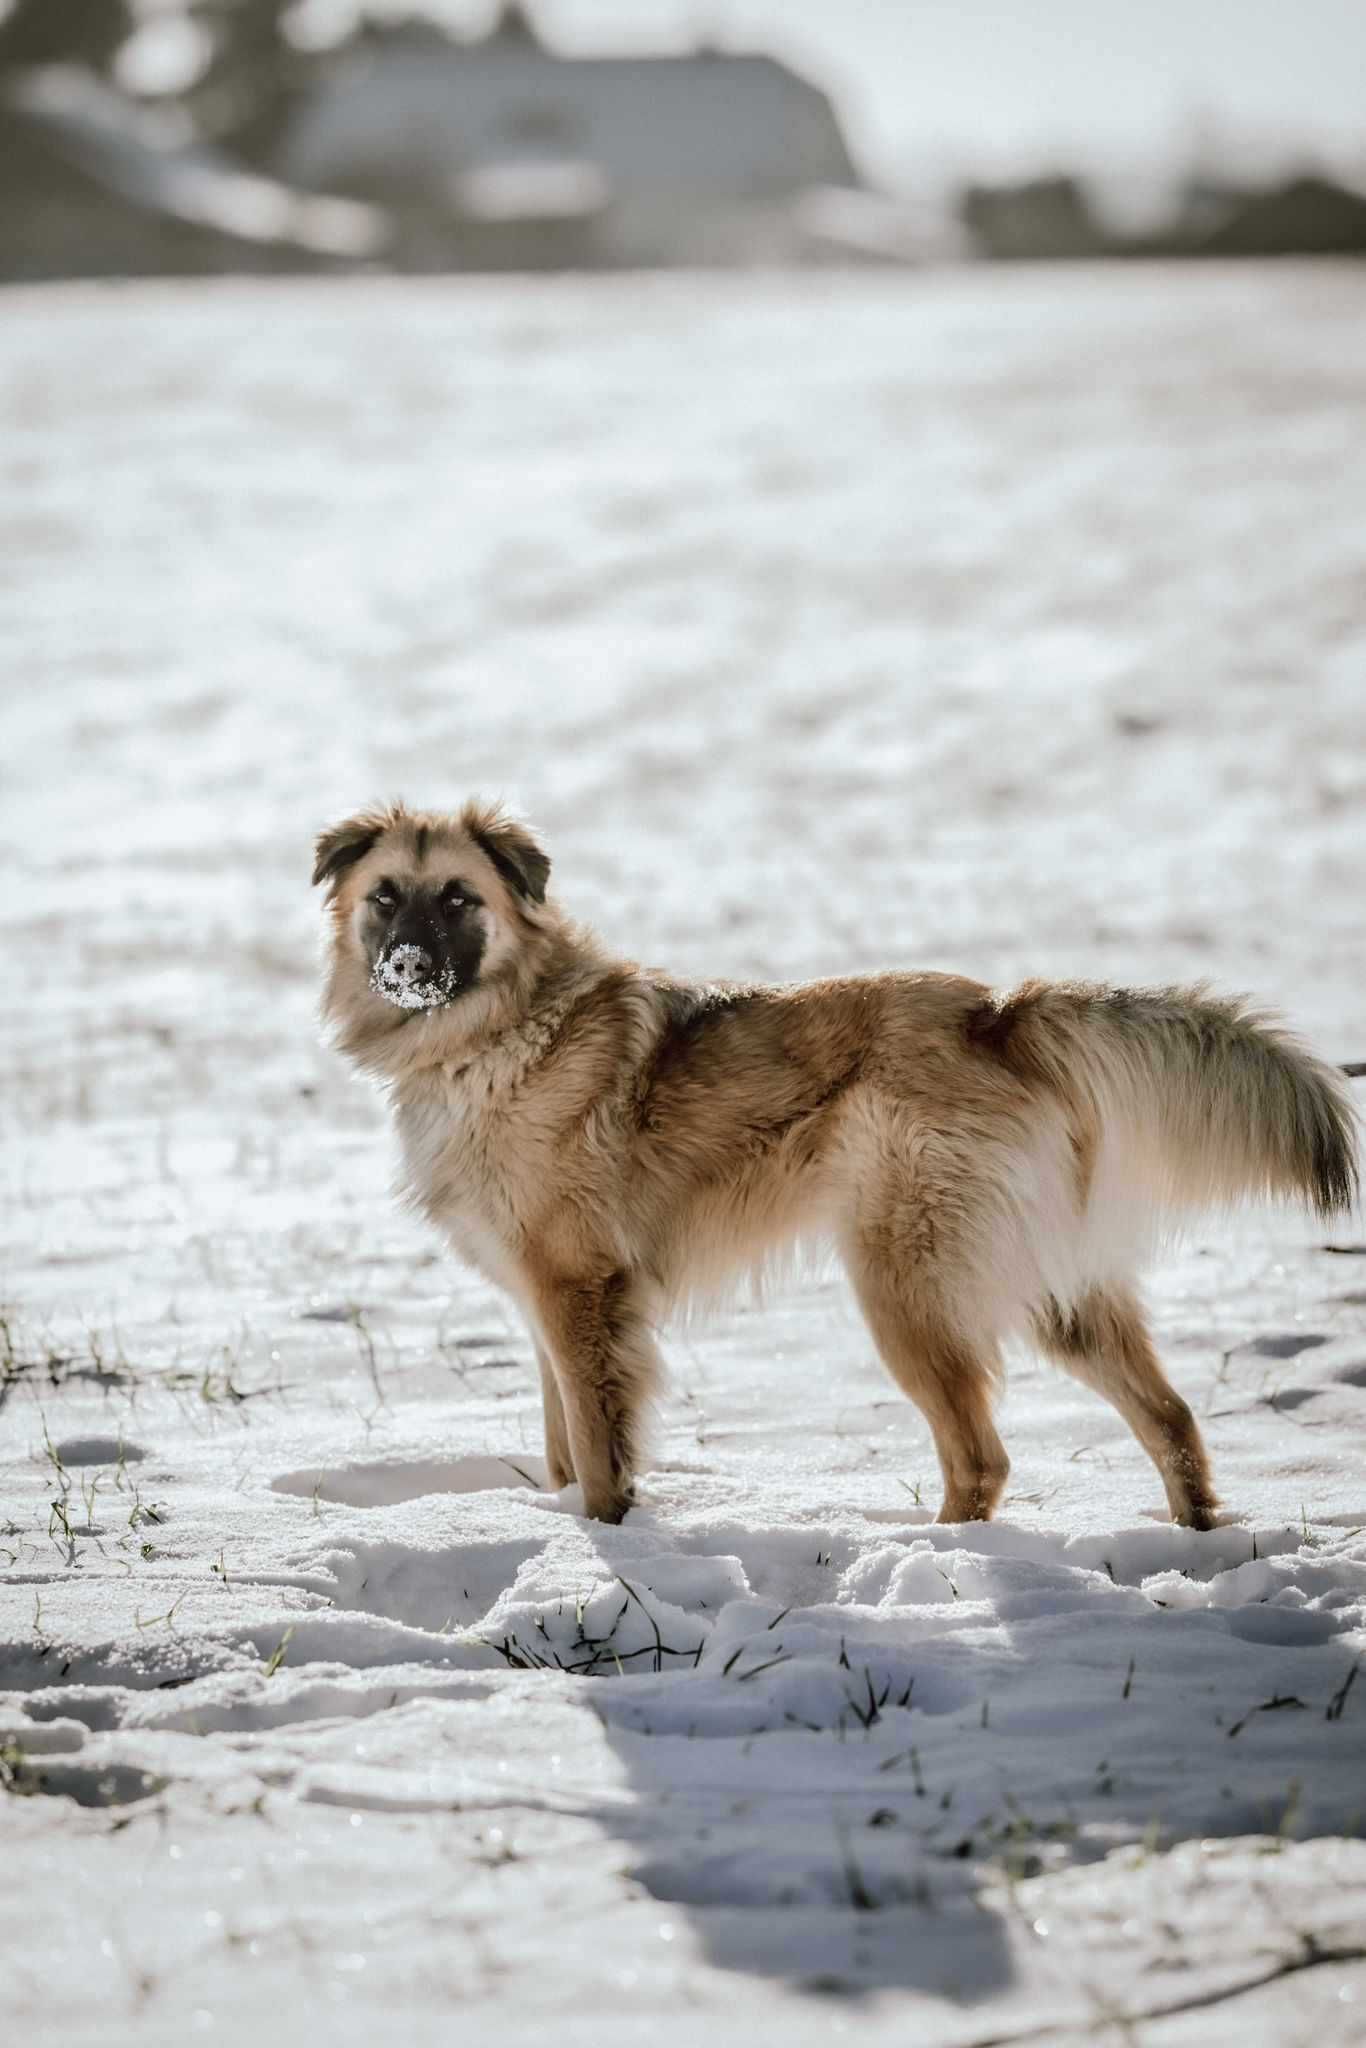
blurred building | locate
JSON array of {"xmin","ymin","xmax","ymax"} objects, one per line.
[
  {"xmin": 260, "ymin": 4, "xmax": 865, "ymax": 269},
  {"xmin": 0, "ymin": 1, "xmax": 896, "ymax": 277}
]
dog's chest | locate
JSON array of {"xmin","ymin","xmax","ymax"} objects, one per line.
[{"xmin": 393, "ymin": 1068, "xmax": 539, "ymax": 1287}]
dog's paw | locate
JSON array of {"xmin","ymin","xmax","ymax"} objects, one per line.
[{"xmin": 580, "ymin": 1480, "xmax": 635, "ymax": 1525}]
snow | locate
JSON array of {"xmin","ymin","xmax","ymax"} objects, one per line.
[
  {"xmin": 370, "ymin": 942, "xmax": 461, "ymax": 1009},
  {"xmin": 2, "ymin": 265, "xmax": 1365, "ymax": 2046}
]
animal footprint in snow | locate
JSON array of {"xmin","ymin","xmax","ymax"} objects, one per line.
[
  {"xmin": 270, "ymin": 1452, "xmax": 548, "ymax": 1507},
  {"xmin": 49, "ymin": 1435, "xmax": 149, "ymax": 1465},
  {"xmin": 1242, "ymin": 1333, "xmax": 1328, "ymax": 1360}
]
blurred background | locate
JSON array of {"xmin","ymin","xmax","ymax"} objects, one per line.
[{"xmin": 4, "ymin": 0, "xmax": 1366, "ymax": 276}]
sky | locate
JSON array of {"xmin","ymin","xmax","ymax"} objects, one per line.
[{"xmin": 352, "ymin": 0, "xmax": 1366, "ymax": 189}]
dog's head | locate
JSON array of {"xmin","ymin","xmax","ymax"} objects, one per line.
[{"xmin": 313, "ymin": 800, "xmax": 551, "ymax": 1033}]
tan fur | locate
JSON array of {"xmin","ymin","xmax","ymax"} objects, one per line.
[{"xmin": 315, "ymin": 801, "xmax": 1359, "ymax": 1528}]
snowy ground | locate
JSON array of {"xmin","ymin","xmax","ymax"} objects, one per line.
[{"xmin": 2, "ymin": 265, "xmax": 1365, "ymax": 2045}]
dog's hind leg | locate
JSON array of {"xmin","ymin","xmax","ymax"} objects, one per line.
[
  {"xmin": 535, "ymin": 1341, "xmax": 575, "ymax": 1492},
  {"xmin": 1033, "ymin": 1286, "xmax": 1217, "ymax": 1529},
  {"xmin": 844, "ymin": 1253, "xmax": 1010, "ymax": 1524},
  {"xmin": 530, "ymin": 1271, "xmax": 660, "ymax": 1523}
]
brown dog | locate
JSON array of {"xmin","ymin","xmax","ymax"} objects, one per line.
[{"xmin": 314, "ymin": 799, "xmax": 1357, "ymax": 1528}]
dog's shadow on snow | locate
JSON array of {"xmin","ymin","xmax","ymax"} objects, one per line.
[
  {"xmin": 513, "ymin": 1495, "xmax": 1037, "ymax": 2004},
  {"xmin": 275, "ymin": 1448, "xmax": 1359, "ymax": 2006},
  {"xmin": 521, "ymin": 1486, "xmax": 1362, "ymax": 2007},
  {"xmin": 583, "ymin": 1642, "xmax": 1015, "ymax": 1983}
]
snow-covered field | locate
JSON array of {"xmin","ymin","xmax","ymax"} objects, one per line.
[{"xmin": 2, "ymin": 265, "xmax": 1364, "ymax": 2045}]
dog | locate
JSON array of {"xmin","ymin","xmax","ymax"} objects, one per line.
[{"xmin": 313, "ymin": 798, "xmax": 1357, "ymax": 1528}]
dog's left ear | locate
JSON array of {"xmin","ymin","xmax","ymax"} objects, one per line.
[
  {"xmin": 312, "ymin": 810, "xmax": 387, "ymax": 889},
  {"xmin": 464, "ymin": 803, "xmax": 551, "ymax": 905}
]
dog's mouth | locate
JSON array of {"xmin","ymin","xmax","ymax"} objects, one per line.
[{"xmin": 370, "ymin": 944, "xmax": 461, "ymax": 1012}]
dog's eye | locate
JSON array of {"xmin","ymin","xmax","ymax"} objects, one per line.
[
  {"xmin": 370, "ymin": 884, "xmax": 399, "ymax": 912},
  {"xmin": 440, "ymin": 884, "xmax": 467, "ymax": 913}
]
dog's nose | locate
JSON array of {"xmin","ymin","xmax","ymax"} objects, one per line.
[{"xmin": 386, "ymin": 942, "xmax": 432, "ymax": 987}]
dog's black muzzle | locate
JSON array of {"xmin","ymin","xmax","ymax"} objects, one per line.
[{"xmin": 371, "ymin": 906, "xmax": 458, "ymax": 1012}]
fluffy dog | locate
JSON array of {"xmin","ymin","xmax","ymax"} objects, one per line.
[{"xmin": 314, "ymin": 799, "xmax": 1357, "ymax": 1527}]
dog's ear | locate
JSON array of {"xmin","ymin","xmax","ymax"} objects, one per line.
[
  {"xmin": 464, "ymin": 804, "xmax": 551, "ymax": 906},
  {"xmin": 312, "ymin": 811, "xmax": 387, "ymax": 889}
]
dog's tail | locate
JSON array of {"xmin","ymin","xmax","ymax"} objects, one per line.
[{"xmin": 978, "ymin": 980, "xmax": 1359, "ymax": 1225}]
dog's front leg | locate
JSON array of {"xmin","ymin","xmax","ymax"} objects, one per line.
[
  {"xmin": 534, "ymin": 1341, "xmax": 575, "ymax": 1491},
  {"xmin": 531, "ymin": 1271, "xmax": 658, "ymax": 1523}
]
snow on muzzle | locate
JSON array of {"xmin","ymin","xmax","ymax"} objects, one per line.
[{"xmin": 371, "ymin": 942, "xmax": 461, "ymax": 1011}]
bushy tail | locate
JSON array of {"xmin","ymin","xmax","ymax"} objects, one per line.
[{"xmin": 997, "ymin": 981, "xmax": 1359, "ymax": 1223}]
